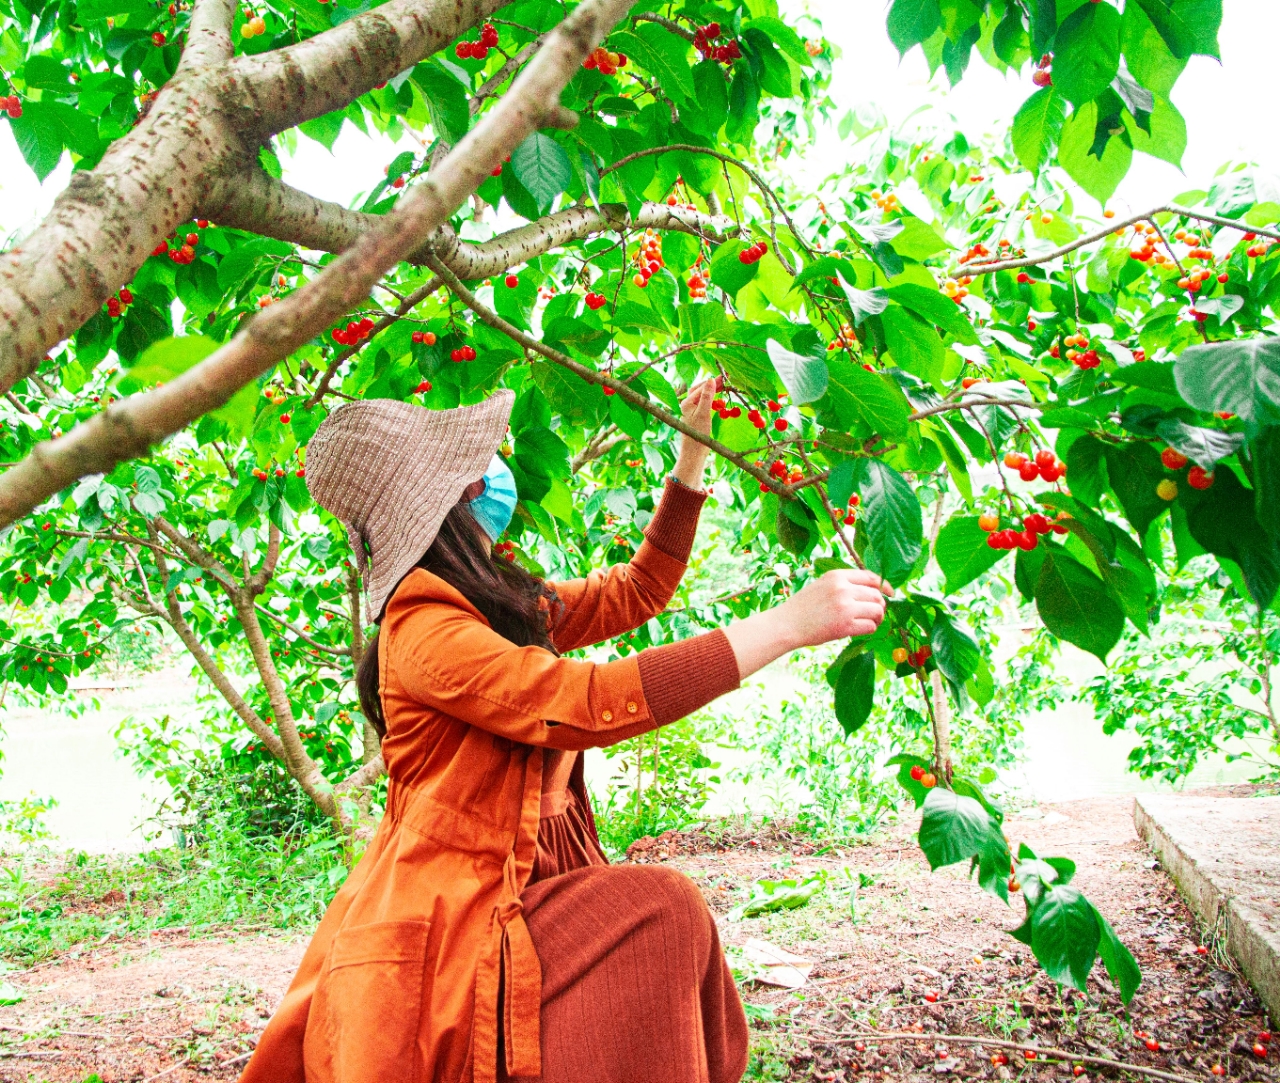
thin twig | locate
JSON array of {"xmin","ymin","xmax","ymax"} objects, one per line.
[{"xmin": 809, "ymin": 1030, "xmax": 1200, "ymax": 1083}]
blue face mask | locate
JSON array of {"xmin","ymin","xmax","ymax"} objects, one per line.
[{"xmin": 470, "ymin": 455, "xmax": 518, "ymax": 543}]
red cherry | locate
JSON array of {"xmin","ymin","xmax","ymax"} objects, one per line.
[
  {"xmin": 1188, "ymin": 465, "xmax": 1214, "ymax": 490},
  {"xmin": 1024, "ymin": 513, "xmax": 1051, "ymax": 535},
  {"xmin": 185, "ymin": 232, "xmax": 199, "ymax": 246},
  {"xmin": 152, "ymin": 31, "xmax": 166, "ymax": 45},
  {"xmin": 279, "ymin": 413, "xmax": 291, "ymax": 424},
  {"xmin": 924, "ymin": 991, "xmax": 938, "ymax": 1003},
  {"xmin": 1018, "ymin": 461, "xmax": 1040, "ymax": 482},
  {"xmin": 1032, "ymin": 69, "xmax": 1052, "ymax": 87},
  {"xmin": 414, "ymin": 380, "xmax": 432, "ymax": 393},
  {"xmin": 909, "ymin": 764, "xmax": 925, "ymax": 780},
  {"xmin": 1161, "ymin": 447, "xmax": 1188, "ymax": 470},
  {"xmin": 1253, "ymin": 1044, "xmax": 1267, "ymax": 1059},
  {"xmin": 505, "ymin": 274, "xmax": 519, "ymax": 288},
  {"xmin": 119, "ymin": 288, "xmax": 133, "ymax": 304},
  {"xmin": 773, "ymin": 418, "xmax": 788, "ymax": 432},
  {"xmin": 1260, "ymin": 1033, "xmax": 1273, "ymax": 1044},
  {"xmin": 1034, "ymin": 449, "xmax": 1056, "ymax": 470},
  {"xmin": 1016, "ymin": 530, "xmax": 1039, "ymax": 551},
  {"xmin": 1145, "ymin": 1038, "xmax": 1160, "ymax": 1052},
  {"xmin": 295, "ymin": 468, "xmax": 306, "ymax": 477}
]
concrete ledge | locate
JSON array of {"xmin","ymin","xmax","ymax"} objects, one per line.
[{"xmin": 1134, "ymin": 793, "xmax": 1280, "ymax": 1024}]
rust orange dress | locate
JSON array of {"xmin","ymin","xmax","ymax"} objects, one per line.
[{"xmin": 239, "ymin": 479, "xmax": 748, "ymax": 1083}]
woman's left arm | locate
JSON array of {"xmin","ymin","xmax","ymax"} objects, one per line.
[{"xmin": 550, "ymin": 380, "xmax": 715, "ymax": 653}]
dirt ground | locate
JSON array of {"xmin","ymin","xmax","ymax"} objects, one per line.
[{"xmin": 0, "ymin": 794, "xmax": 1274, "ymax": 1082}]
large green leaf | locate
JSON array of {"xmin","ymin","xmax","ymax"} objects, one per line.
[
  {"xmin": 766, "ymin": 339, "xmax": 828, "ymax": 405},
  {"xmin": 1095, "ymin": 909, "xmax": 1142, "ymax": 1004},
  {"xmin": 1121, "ymin": 2, "xmax": 1187, "ymax": 95},
  {"xmin": 886, "ymin": 284, "xmax": 978, "ymax": 345},
  {"xmin": 882, "ymin": 305, "xmax": 947, "ymax": 386},
  {"xmin": 889, "ymin": 218, "xmax": 950, "ymax": 261},
  {"xmin": 1175, "ymin": 338, "xmax": 1280, "ymax": 435},
  {"xmin": 1034, "ymin": 550, "xmax": 1125, "ymax": 661},
  {"xmin": 710, "ymin": 240, "xmax": 760, "ymax": 297},
  {"xmin": 119, "ymin": 334, "xmax": 217, "ymax": 392},
  {"xmin": 1053, "ymin": 2, "xmax": 1121, "ymax": 106},
  {"xmin": 834, "ymin": 651, "xmax": 876, "ymax": 737},
  {"xmin": 414, "ymin": 63, "xmax": 470, "ymax": 144},
  {"xmin": 1187, "ymin": 466, "xmax": 1280, "ymax": 610},
  {"xmin": 1058, "ymin": 101, "xmax": 1132, "ymax": 203},
  {"xmin": 511, "ymin": 132, "xmax": 572, "ymax": 209},
  {"xmin": 1252, "ymin": 427, "xmax": 1280, "ymax": 539},
  {"xmin": 1134, "ymin": 0, "xmax": 1222, "ymax": 59},
  {"xmin": 1029, "ymin": 885, "xmax": 1102, "ymax": 993},
  {"xmin": 1154, "ymin": 418, "xmax": 1244, "ymax": 472},
  {"xmin": 918, "ymin": 787, "xmax": 1010, "ymax": 901},
  {"xmin": 1011, "ymin": 86, "xmax": 1066, "ymax": 176},
  {"xmin": 886, "ymin": 0, "xmax": 941, "ymax": 55},
  {"xmin": 852, "ymin": 459, "xmax": 923, "ymax": 586},
  {"xmin": 10, "ymin": 100, "xmax": 101, "ymax": 181},
  {"xmin": 823, "ymin": 359, "xmax": 912, "ymax": 438},
  {"xmin": 935, "ymin": 515, "xmax": 1006, "ymax": 592},
  {"xmin": 930, "ymin": 610, "xmax": 980, "ymax": 685},
  {"xmin": 1103, "ymin": 442, "xmax": 1167, "ymax": 538}
]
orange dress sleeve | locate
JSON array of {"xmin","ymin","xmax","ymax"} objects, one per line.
[{"xmin": 549, "ymin": 478, "xmax": 706, "ymax": 653}]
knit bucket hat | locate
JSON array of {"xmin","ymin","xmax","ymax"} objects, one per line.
[{"xmin": 305, "ymin": 391, "xmax": 514, "ymax": 622}]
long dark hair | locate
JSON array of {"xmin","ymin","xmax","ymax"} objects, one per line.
[{"xmin": 356, "ymin": 500, "xmax": 559, "ymax": 740}]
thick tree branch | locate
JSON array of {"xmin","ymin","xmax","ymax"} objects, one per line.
[
  {"xmin": 179, "ymin": 0, "xmax": 236, "ymax": 72},
  {"xmin": 0, "ymin": 0, "xmax": 508, "ymax": 389},
  {"xmin": 0, "ymin": 0, "xmax": 637, "ymax": 528},
  {"xmin": 425, "ymin": 255, "xmax": 794, "ymax": 497}
]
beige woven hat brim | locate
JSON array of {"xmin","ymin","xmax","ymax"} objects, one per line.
[{"xmin": 305, "ymin": 391, "xmax": 514, "ymax": 621}]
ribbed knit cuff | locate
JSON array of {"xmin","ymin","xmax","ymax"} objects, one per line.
[
  {"xmin": 636, "ymin": 629, "xmax": 740, "ymax": 726},
  {"xmin": 642, "ymin": 478, "xmax": 708, "ymax": 563}
]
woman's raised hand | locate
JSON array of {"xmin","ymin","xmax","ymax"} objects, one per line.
[
  {"xmin": 672, "ymin": 378, "xmax": 716, "ymax": 489},
  {"xmin": 723, "ymin": 569, "xmax": 893, "ymax": 681}
]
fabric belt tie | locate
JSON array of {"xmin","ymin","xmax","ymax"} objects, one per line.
[
  {"xmin": 472, "ymin": 853, "xmax": 542, "ymax": 1083},
  {"xmin": 539, "ymin": 789, "xmax": 569, "ymax": 818}
]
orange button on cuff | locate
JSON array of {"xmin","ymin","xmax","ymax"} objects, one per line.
[
  {"xmin": 601, "ymin": 709, "xmax": 613, "ymax": 722},
  {"xmin": 626, "ymin": 702, "xmax": 638, "ymax": 714}
]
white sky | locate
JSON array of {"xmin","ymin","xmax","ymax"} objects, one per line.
[{"xmin": 2, "ymin": 1, "xmax": 1277, "ymax": 241}]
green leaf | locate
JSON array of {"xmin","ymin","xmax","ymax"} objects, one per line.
[
  {"xmin": 743, "ymin": 16, "xmax": 812, "ymax": 66},
  {"xmin": 1029, "ymin": 885, "xmax": 1102, "ymax": 993},
  {"xmin": 1053, "ymin": 2, "xmax": 1121, "ymax": 106},
  {"xmin": 1154, "ymin": 418, "xmax": 1245, "ymax": 472},
  {"xmin": 298, "ymin": 109, "xmax": 346, "ymax": 150},
  {"xmin": 839, "ymin": 283, "xmax": 890, "ymax": 326},
  {"xmin": 834, "ymin": 651, "xmax": 876, "ymax": 737},
  {"xmin": 1058, "ymin": 100, "xmax": 1132, "ymax": 204},
  {"xmin": 823, "ymin": 359, "xmax": 912, "ymax": 439},
  {"xmin": 1011, "ymin": 86, "xmax": 1066, "ymax": 175},
  {"xmin": 1034, "ymin": 550, "xmax": 1125, "ymax": 662},
  {"xmin": 766, "ymin": 338, "xmax": 828, "ymax": 405},
  {"xmin": 889, "ymin": 218, "xmax": 950, "ymax": 261},
  {"xmin": 1187, "ymin": 466, "xmax": 1280, "ymax": 610},
  {"xmin": 887, "ymin": 283, "xmax": 978, "ymax": 344},
  {"xmin": 10, "ymin": 99, "xmax": 100, "ymax": 181},
  {"xmin": 710, "ymin": 240, "xmax": 760, "ymax": 297},
  {"xmin": 119, "ymin": 335, "xmax": 218, "ymax": 392},
  {"xmin": 1175, "ymin": 338, "xmax": 1280, "ymax": 434},
  {"xmin": 1252, "ymin": 427, "xmax": 1280, "ymax": 538},
  {"xmin": 777, "ymin": 498, "xmax": 818, "ymax": 556},
  {"xmin": 930, "ymin": 610, "xmax": 980, "ymax": 685},
  {"xmin": 852, "ymin": 459, "xmax": 923, "ymax": 586},
  {"xmin": 882, "ymin": 305, "xmax": 947, "ymax": 386},
  {"xmin": 1134, "ymin": 0, "xmax": 1222, "ymax": 59},
  {"xmin": 1122, "ymin": 1, "xmax": 1187, "ymax": 96},
  {"xmin": 886, "ymin": 0, "xmax": 941, "ymax": 55},
  {"xmin": 1104, "ymin": 442, "xmax": 1167, "ymax": 538},
  {"xmin": 611, "ymin": 26, "xmax": 694, "ymax": 105},
  {"xmin": 1095, "ymin": 909, "xmax": 1142, "ymax": 1004},
  {"xmin": 511, "ymin": 132, "xmax": 572, "ymax": 210},
  {"xmin": 1124, "ymin": 95, "xmax": 1187, "ymax": 167},
  {"xmin": 918, "ymin": 786, "xmax": 1010, "ymax": 900},
  {"xmin": 414, "ymin": 63, "xmax": 470, "ymax": 143},
  {"xmin": 935, "ymin": 516, "xmax": 1006, "ymax": 592},
  {"xmin": 213, "ymin": 383, "xmax": 259, "ymax": 439}
]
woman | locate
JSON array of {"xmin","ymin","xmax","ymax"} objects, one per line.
[{"xmin": 239, "ymin": 383, "xmax": 890, "ymax": 1083}]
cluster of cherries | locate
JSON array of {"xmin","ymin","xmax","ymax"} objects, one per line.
[
  {"xmin": 582, "ymin": 46, "xmax": 628, "ymax": 75},
  {"xmin": 584, "ymin": 291, "xmax": 608, "ymax": 311},
  {"xmin": 870, "ymin": 190, "xmax": 901, "ymax": 213},
  {"xmin": 1157, "ymin": 446, "xmax": 1214, "ymax": 496},
  {"xmin": 828, "ymin": 492, "xmax": 860, "ymax": 526},
  {"xmin": 1005, "ymin": 448, "xmax": 1066, "ymax": 483},
  {"xmin": 1032, "ymin": 52, "xmax": 1053, "ymax": 87},
  {"xmin": 693, "ymin": 22, "xmax": 741, "ymax": 65},
  {"xmin": 906, "ymin": 760, "xmax": 938, "ymax": 788},
  {"xmin": 737, "ymin": 240, "xmax": 769, "ymax": 265},
  {"xmin": 759, "ymin": 457, "xmax": 805, "ymax": 490},
  {"xmin": 493, "ymin": 540, "xmax": 518, "ymax": 563},
  {"xmin": 152, "ymin": 224, "xmax": 206, "ymax": 263},
  {"xmin": 686, "ymin": 254, "xmax": 708, "ymax": 299},
  {"xmin": 450, "ymin": 343, "xmax": 478, "ymax": 362},
  {"xmin": 410, "ymin": 329, "xmax": 437, "ymax": 344},
  {"xmin": 1, "ymin": 95, "xmax": 21, "ymax": 119},
  {"xmin": 331, "ymin": 317, "xmax": 374, "ymax": 346},
  {"xmin": 455, "ymin": 22, "xmax": 499, "ymax": 60},
  {"xmin": 631, "ymin": 229, "xmax": 665, "ymax": 288},
  {"xmin": 943, "ymin": 274, "xmax": 974, "ymax": 303},
  {"xmin": 104, "ymin": 287, "xmax": 134, "ymax": 319},
  {"xmin": 981, "ymin": 510, "xmax": 1069, "ymax": 552},
  {"xmin": 825, "ymin": 322, "xmax": 859, "ymax": 352},
  {"xmin": 1244, "ymin": 232, "xmax": 1275, "ymax": 259},
  {"xmin": 240, "ymin": 10, "xmax": 267, "ymax": 37},
  {"xmin": 1062, "ymin": 332, "xmax": 1101, "ymax": 370}
]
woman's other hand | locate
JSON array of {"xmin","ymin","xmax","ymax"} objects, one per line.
[
  {"xmin": 671, "ymin": 379, "xmax": 716, "ymax": 489},
  {"xmin": 723, "ymin": 569, "xmax": 893, "ymax": 680}
]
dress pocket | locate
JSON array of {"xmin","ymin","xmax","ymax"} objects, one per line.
[{"xmin": 305, "ymin": 919, "xmax": 432, "ymax": 1083}]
